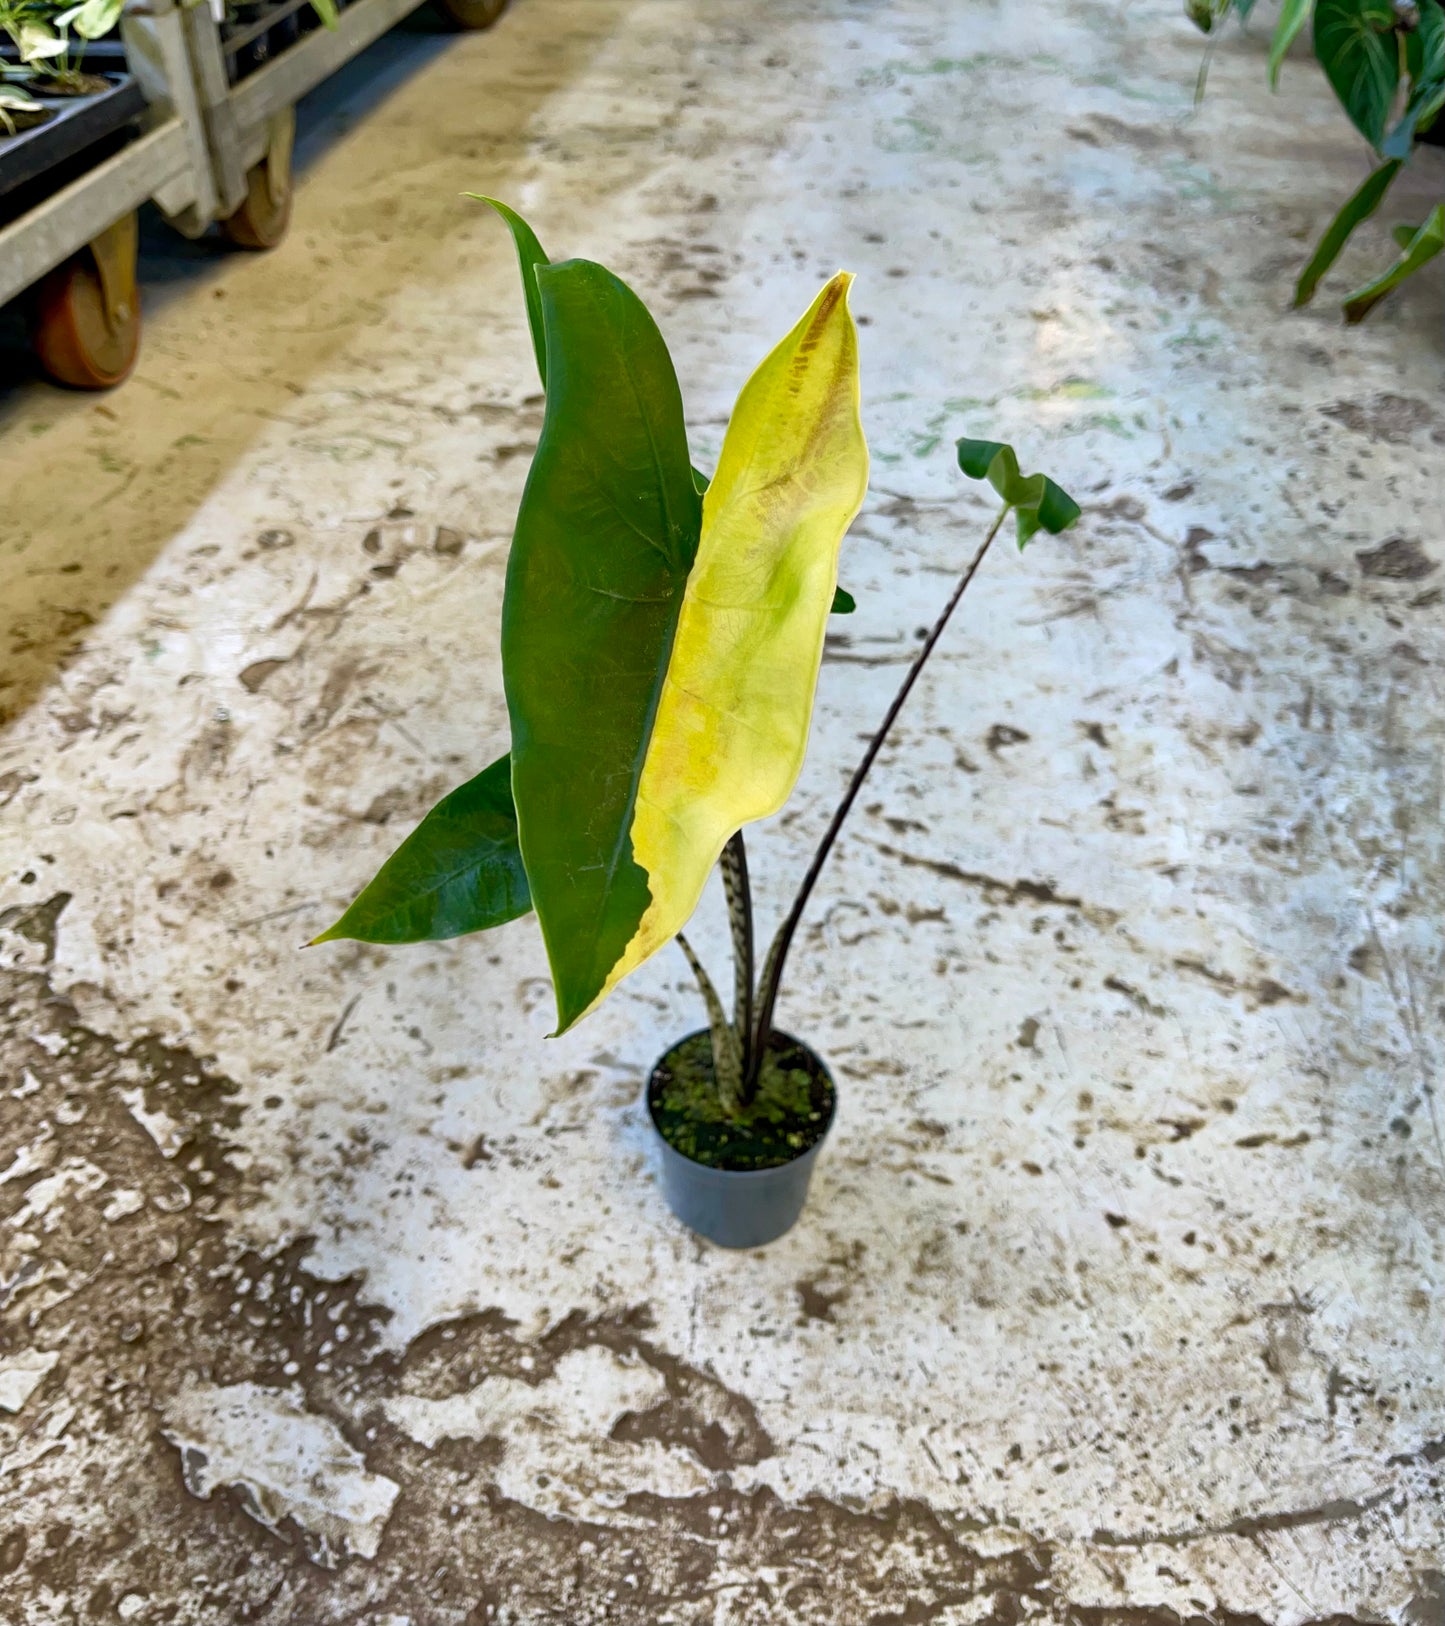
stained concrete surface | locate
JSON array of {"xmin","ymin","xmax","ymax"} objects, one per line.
[{"xmin": 2, "ymin": 0, "xmax": 1445, "ymax": 1620}]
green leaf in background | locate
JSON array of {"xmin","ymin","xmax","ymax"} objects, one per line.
[
  {"xmin": 1269, "ymin": 0, "xmax": 1315, "ymax": 86},
  {"xmin": 503, "ymin": 258, "xmax": 702, "ymax": 1033},
  {"xmin": 310, "ymin": 0, "xmax": 338, "ymax": 28},
  {"xmin": 471, "ymin": 196, "xmax": 551, "ymax": 386},
  {"xmin": 955, "ymin": 437, "xmax": 1082, "ymax": 548},
  {"xmin": 16, "ymin": 19, "xmax": 64, "ymax": 60},
  {"xmin": 1313, "ymin": 0, "xmax": 1400, "ymax": 148},
  {"xmin": 1293, "ymin": 157, "xmax": 1402, "ymax": 304},
  {"xmin": 313, "ymin": 755, "xmax": 530, "ymax": 944},
  {"xmin": 1385, "ymin": 0, "xmax": 1445, "ymax": 153},
  {"xmin": 54, "ymin": 0, "xmax": 124, "ymax": 39},
  {"xmin": 1407, "ymin": 0, "xmax": 1445, "ymax": 85},
  {"xmin": 1343, "ymin": 202, "xmax": 1445, "ymax": 320}
]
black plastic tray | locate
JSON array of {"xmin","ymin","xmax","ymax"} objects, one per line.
[
  {"xmin": 0, "ymin": 74, "xmax": 145, "ymax": 202},
  {"xmin": 222, "ymin": 0, "xmax": 346, "ymax": 83}
]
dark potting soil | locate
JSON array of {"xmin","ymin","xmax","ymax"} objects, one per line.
[
  {"xmin": 30, "ymin": 73, "xmax": 112, "ymax": 97},
  {"xmin": 648, "ymin": 1029, "xmax": 835, "ymax": 1172}
]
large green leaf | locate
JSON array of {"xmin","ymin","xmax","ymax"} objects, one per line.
[
  {"xmin": 1293, "ymin": 157, "xmax": 1402, "ymax": 305},
  {"xmin": 1343, "ymin": 202, "xmax": 1445, "ymax": 320},
  {"xmin": 955, "ymin": 437, "xmax": 1082, "ymax": 547},
  {"xmin": 1269, "ymin": 0, "xmax": 1315, "ymax": 86},
  {"xmin": 477, "ymin": 202, "xmax": 859, "ymax": 620},
  {"xmin": 503, "ymin": 259, "xmax": 702, "ymax": 1033},
  {"xmin": 313, "ymin": 755, "xmax": 530, "ymax": 944},
  {"xmin": 1314, "ymin": 0, "xmax": 1400, "ymax": 148},
  {"xmin": 471, "ymin": 196, "xmax": 551, "ymax": 386}
]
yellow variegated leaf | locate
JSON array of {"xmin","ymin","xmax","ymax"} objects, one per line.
[{"xmin": 593, "ymin": 272, "xmax": 868, "ymax": 1009}]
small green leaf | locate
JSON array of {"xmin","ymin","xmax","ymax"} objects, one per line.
[
  {"xmin": 1393, "ymin": 220, "xmax": 1421, "ymax": 247},
  {"xmin": 1293, "ymin": 158, "xmax": 1402, "ymax": 305},
  {"xmin": 1343, "ymin": 202, "xmax": 1445, "ymax": 321},
  {"xmin": 310, "ymin": 0, "xmax": 338, "ymax": 27},
  {"xmin": 470, "ymin": 197, "xmax": 551, "ymax": 387},
  {"xmin": 830, "ymin": 586, "xmax": 856, "ymax": 614},
  {"xmin": 312, "ymin": 755, "xmax": 530, "ymax": 944},
  {"xmin": 955, "ymin": 437, "xmax": 1082, "ymax": 549},
  {"xmin": 1313, "ymin": 0, "xmax": 1401, "ymax": 148},
  {"xmin": 1268, "ymin": 0, "xmax": 1314, "ymax": 86}
]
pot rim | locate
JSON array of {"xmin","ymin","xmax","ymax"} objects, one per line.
[{"xmin": 644, "ymin": 1027, "xmax": 836, "ymax": 1177}]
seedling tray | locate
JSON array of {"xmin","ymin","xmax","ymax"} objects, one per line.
[{"xmin": 0, "ymin": 74, "xmax": 145, "ymax": 202}]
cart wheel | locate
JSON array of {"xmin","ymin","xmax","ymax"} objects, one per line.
[
  {"xmin": 33, "ymin": 213, "xmax": 141, "ymax": 390},
  {"xmin": 221, "ymin": 109, "xmax": 295, "ymax": 250},
  {"xmin": 431, "ymin": 0, "xmax": 507, "ymax": 29}
]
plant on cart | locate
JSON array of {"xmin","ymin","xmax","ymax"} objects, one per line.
[
  {"xmin": 0, "ymin": 75, "xmax": 46, "ymax": 131},
  {"xmin": 0, "ymin": 0, "xmax": 123, "ymax": 96},
  {"xmin": 313, "ymin": 204, "xmax": 1080, "ymax": 1241},
  {"xmin": 1191, "ymin": 0, "xmax": 1445, "ymax": 320}
]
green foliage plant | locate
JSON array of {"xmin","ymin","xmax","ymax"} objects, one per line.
[
  {"xmin": 315, "ymin": 204, "xmax": 1081, "ymax": 1144},
  {"xmin": 1192, "ymin": 0, "xmax": 1445, "ymax": 319},
  {"xmin": 0, "ymin": 0, "xmax": 124, "ymax": 97}
]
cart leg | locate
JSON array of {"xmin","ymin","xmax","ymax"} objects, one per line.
[
  {"xmin": 220, "ymin": 106, "xmax": 294, "ymax": 250},
  {"xmin": 32, "ymin": 212, "xmax": 143, "ymax": 391},
  {"xmin": 431, "ymin": 0, "xmax": 508, "ymax": 30}
]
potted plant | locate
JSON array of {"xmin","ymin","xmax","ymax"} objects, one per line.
[
  {"xmin": 0, "ymin": 0, "xmax": 123, "ymax": 98},
  {"xmin": 1191, "ymin": 0, "xmax": 1445, "ymax": 320},
  {"xmin": 313, "ymin": 203, "xmax": 1081, "ymax": 1248}
]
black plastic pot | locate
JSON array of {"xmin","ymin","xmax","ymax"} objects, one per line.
[{"xmin": 645, "ymin": 1031, "xmax": 835, "ymax": 1249}]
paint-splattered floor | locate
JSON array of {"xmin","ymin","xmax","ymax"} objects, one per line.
[{"xmin": 2, "ymin": 1, "xmax": 1443, "ymax": 1620}]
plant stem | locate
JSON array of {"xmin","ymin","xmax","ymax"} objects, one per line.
[
  {"xmin": 747, "ymin": 502, "xmax": 1013, "ymax": 1089},
  {"xmin": 677, "ymin": 932, "xmax": 743, "ymax": 1115},
  {"xmin": 719, "ymin": 831, "xmax": 755, "ymax": 1093}
]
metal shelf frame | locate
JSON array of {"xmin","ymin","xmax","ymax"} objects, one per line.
[{"xmin": 183, "ymin": 0, "xmax": 432, "ymax": 217}]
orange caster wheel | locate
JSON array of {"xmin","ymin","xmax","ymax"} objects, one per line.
[
  {"xmin": 221, "ymin": 109, "xmax": 294, "ymax": 249},
  {"xmin": 431, "ymin": 0, "xmax": 507, "ymax": 28},
  {"xmin": 32, "ymin": 213, "xmax": 141, "ymax": 390}
]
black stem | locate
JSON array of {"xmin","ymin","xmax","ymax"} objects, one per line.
[
  {"xmin": 746, "ymin": 503, "xmax": 1012, "ymax": 1089},
  {"xmin": 721, "ymin": 831, "xmax": 756, "ymax": 1095}
]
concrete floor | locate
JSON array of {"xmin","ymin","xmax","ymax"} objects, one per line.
[{"xmin": 2, "ymin": 0, "xmax": 1444, "ymax": 1620}]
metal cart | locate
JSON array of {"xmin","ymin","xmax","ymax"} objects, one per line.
[
  {"xmin": 182, "ymin": 0, "xmax": 507, "ymax": 250},
  {"xmin": 0, "ymin": 3, "xmax": 217, "ymax": 384},
  {"xmin": 1, "ymin": 0, "xmax": 507, "ymax": 387}
]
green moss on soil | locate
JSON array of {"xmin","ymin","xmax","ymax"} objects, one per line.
[{"xmin": 648, "ymin": 1029, "xmax": 835, "ymax": 1171}]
